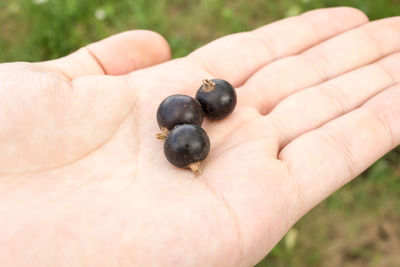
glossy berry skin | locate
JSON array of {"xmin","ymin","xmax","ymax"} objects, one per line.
[
  {"xmin": 164, "ymin": 124, "xmax": 210, "ymax": 168},
  {"xmin": 157, "ymin": 94, "xmax": 204, "ymax": 130},
  {"xmin": 195, "ymin": 79, "xmax": 237, "ymax": 120}
]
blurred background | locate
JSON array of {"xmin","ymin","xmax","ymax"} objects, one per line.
[{"xmin": 1, "ymin": 0, "xmax": 399, "ymax": 266}]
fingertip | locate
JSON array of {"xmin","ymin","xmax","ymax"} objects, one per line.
[
  {"xmin": 339, "ymin": 6, "xmax": 369, "ymax": 23},
  {"xmin": 302, "ymin": 6, "xmax": 369, "ymax": 25},
  {"xmin": 341, "ymin": 7, "xmax": 369, "ymax": 23},
  {"xmin": 133, "ymin": 30, "xmax": 172, "ymax": 61}
]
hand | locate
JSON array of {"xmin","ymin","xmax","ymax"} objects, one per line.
[{"xmin": 1, "ymin": 7, "xmax": 399, "ymax": 266}]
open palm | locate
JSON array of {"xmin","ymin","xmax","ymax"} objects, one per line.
[{"xmin": 1, "ymin": 7, "xmax": 400, "ymax": 266}]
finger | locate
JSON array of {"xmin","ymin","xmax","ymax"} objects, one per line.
[
  {"xmin": 279, "ymin": 83, "xmax": 400, "ymax": 220},
  {"xmin": 188, "ymin": 7, "xmax": 368, "ymax": 87},
  {"xmin": 268, "ymin": 52, "xmax": 400, "ymax": 147},
  {"xmin": 36, "ymin": 30, "xmax": 171, "ymax": 79},
  {"xmin": 242, "ymin": 17, "xmax": 400, "ymax": 113}
]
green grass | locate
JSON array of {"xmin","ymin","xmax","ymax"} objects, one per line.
[
  {"xmin": 4, "ymin": 0, "xmax": 398, "ymax": 62},
  {"xmin": 1, "ymin": 0, "xmax": 400, "ymax": 266}
]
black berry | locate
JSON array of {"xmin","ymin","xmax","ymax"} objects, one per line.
[
  {"xmin": 156, "ymin": 94, "xmax": 204, "ymax": 139},
  {"xmin": 164, "ymin": 124, "xmax": 210, "ymax": 173},
  {"xmin": 195, "ymin": 79, "xmax": 237, "ymax": 120}
]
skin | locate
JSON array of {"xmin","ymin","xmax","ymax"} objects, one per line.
[{"xmin": 0, "ymin": 7, "xmax": 400, "ymax": 266}]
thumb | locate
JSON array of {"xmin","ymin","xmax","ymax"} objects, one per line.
[{"xmin": 36, "ymin": 30, "xmax": 171, "ymax": 79}]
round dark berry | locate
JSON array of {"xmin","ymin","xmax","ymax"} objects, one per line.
[
  {"xmin": 164, "ymin": 124, "xmax": 210, "ymax": 172},
  {"xmin": 156, "ymin": 94, "xmax": 204, "ymax": 139},
  {"xmin": 195, "ymin": 79, "xmax": 237, "ymax": 120}
]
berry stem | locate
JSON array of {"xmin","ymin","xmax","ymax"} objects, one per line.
[
  {"xmin": 202, "ymin": 79, "xmax": 216, "ymax": 93},
  {"xmin": 156, "ymin": 127, "xmax": 170, "ymax": 140},
  {"xmin": 188, "ymin": 161, "xmax": 202, "ymax": 174}
]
